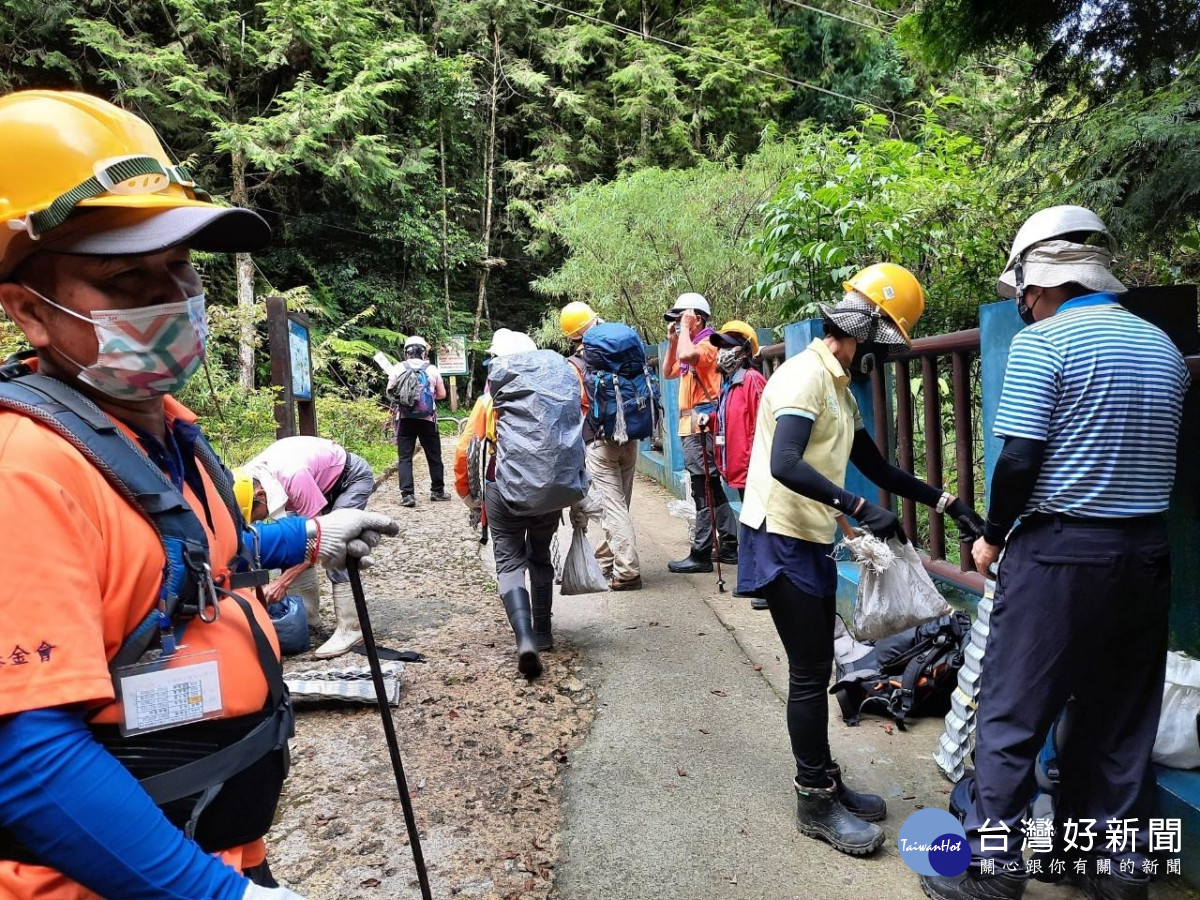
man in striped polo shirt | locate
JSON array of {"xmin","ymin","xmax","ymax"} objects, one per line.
[{"xmin": 920, "ymin": 206, "xmax": 1190, "ymax": 900}]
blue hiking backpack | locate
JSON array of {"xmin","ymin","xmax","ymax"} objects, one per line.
[
  {"xmin": 581, "ymin": 322, "xmax": 660, "ymax": 443},
  {"xmin": 391, "ymin": 361, "xmax": 436, "ymax": 419}
]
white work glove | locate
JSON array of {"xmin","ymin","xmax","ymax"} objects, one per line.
[
  {"xmin": 243, "ymin": 884, "xmax": 309, "ymax": 900},
  {"xmin": 313, "ymin": 509, "xmax": 400, "ymax": 570},
  {"xmin": 695, "ymin": 412, "xmax": 711, "ymax": 430}
]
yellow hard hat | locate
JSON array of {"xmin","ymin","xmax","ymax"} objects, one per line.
[
  {"xmin": 0, "ymin": 90, "xmax": 268, "ymax": 278},
  {"xmin": 559, "ymin": 301, "xmax": 598, "ymax": 340},
  {"xmin": 841, "ymin": 263, "xmax": 925, "ymax": 343},
  {"xmin": 710, "ymin": 320, "xmax": 759, "ymax": 356},
  {"xmin": 231, "ymin": 468, "xmax": 256, "ymax": 523}
]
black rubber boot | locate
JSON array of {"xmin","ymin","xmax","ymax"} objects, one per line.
[
  {"xmin": 668, "ymin": 548, "xmax": 713, "ymax": 573},
  {"xmin": 828, "ymin": 761, "xmax": 886, "ymax": 822},
  {"xmin": 794, "ymin": 781, "xmax": 885, "ymax": 856},
  {"xmin": 1079, "ymin": 871, "xmax": 1149, "ymax": 900},
  {"xmin": 501, "ymin": 589, "xmax": 542, "ymax": 678},
  {"xmin": 716, "ymin": 542, "xmax": 739, "ymax": 565},
  {"xmin": 919, "ymin": 871, "xmax": 1026, "ymax": 900},
  {"xmin": 531, "ymin": 583, "xmax": 554, "ymax": 651}
]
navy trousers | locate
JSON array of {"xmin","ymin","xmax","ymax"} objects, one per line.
[{"xmin": 965, "ymin": 515, "xmax": 1171, "ymax": 870}]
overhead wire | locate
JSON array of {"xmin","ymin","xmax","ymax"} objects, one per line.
[
  {"xmin": 525, "ymin": 0, "xmax": 918, "ymax": 121},
  {"xmin": 776, "ymin": 0, "xmax": 886, "ymax": 33},
  {"xmin": 833, "ymin": 0, "xmax": 903, "ymax": 22}
]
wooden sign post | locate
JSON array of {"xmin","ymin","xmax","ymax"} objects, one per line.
[
  {"xmin": 437, "ymin": 334, "xmax": 468, "ymax": 413},
  {"xmin": 266, "ymin": 296, "xmax": 317, "ymax": 438}
]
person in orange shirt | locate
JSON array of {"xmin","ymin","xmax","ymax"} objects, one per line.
[
  {"xmin": 0, "ymin": 90, "xmax": 397, "ymax": 900},
  {"xmin": 662, "ymin": 293, "xmax": 739, "ymax": 574}
]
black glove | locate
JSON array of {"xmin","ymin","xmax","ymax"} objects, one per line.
[
  {"xmin": 849, "ymin": 500, "xmax": 907, "ymax": 544},
  {"xmin": 946, "ymin": 498, "xmax": 985, "ymax": 540}
]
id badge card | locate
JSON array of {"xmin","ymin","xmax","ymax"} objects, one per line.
[
  {"xmin": 115, "ymin": 649, "xmax": 225, "ymax": 736},
  {"xmin": 714, "ymin": 434, "xmax": 725, "ymax": 446}
]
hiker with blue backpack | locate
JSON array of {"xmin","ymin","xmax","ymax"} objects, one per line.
[
  {"xmin": 454, "ymin": 329, "xmax": 589, "ymax": 678},
  {"xmin": 663, "ymin": 293, "xmax": 740, "ymax": 575},
  {"xmin": 388, "ymin": 335, "xmax": 449, "ymax": 508},
  {"xmin": 561, "ymin": 302, "xmax": 661, "ymax": 591}
]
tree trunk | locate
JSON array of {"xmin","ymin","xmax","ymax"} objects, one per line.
[
  {"xmin": 471, "ymin": 24, "xmax": 500, "ymax": 349},
  {"xmin": 639, "ymin": 0, "xmax": 650, "ymax": 157},
  {"xmin": 440, "ymin": 112, "xmax": 452, "ymax": 330},
  {"xmin": 231, "ymin": 148, "xmax": 255, "ymax": 391}
]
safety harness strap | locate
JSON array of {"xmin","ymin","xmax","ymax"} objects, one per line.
[
  {"xmin": 0, "ymin": 369, "xmax": 211, "ymax": 665},
  {"xmin": 0, "ymin": 360, "xmax": 291, "ymax": 855},
  {"xmin": 137, "ymin": 594, "xmax": 292, "ymax": 806}
]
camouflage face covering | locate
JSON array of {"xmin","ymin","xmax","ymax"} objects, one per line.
[{"xmin": 819, "ymin": 293, "xmax": 907, "ymax": 347}]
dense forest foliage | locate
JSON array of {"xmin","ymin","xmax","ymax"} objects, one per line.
[{"xmin": 1, "ymin": 0, "xmax": 1197, "ymax": 457}]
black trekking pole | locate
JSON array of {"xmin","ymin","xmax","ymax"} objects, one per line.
[
  {"xmin": 698, "ymin": 423, "xmax": 726, "ymax": 593},
  {"xmin": 346, "ymin": 558, "xmax": 433, "ymax": 900}
]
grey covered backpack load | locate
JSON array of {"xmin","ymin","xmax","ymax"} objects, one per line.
[{"xmin": 488, "ymin": 349, "xmax": 589, "ymax": 516}]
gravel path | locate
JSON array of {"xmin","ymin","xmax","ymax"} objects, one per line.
[{"xmin": 267, "ymin": 442, "xmax": 594, "ymax": 899}]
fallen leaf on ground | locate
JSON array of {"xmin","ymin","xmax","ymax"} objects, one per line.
[
  {"xmin": 711, "ymin": 689, "xmax": 728, "ymax": 697},
  {"xmin": 879, "ymin": 722, "xmax": 894, "ymax": 734},
  {"xmin": 698, "ymin": 728, "xmax": 710, "ymax": 735},
  {"xmin": 360, "ymin": 878, "xmax": 380, "ymax": 888},
  {"xmin": 677, "ymin": 767, "xmax": 689, "ymax": 777},
  {"xmin": 752, "ymin": 664, "xmax": 762, "ymax": 672}
]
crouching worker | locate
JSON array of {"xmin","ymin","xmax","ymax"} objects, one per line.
[
  {"xmin": 0, "ymin": 90, "xmax": 398, "ymax": 900},
  {"xmin": 238, "ymin": 435, "xmax": 377, "ymax": 658},
  {"xmin": 740, "ymin": 264, "xmax": 983, "ymax": 856},
  {"xmin": 456, "ymin": 329, "xmax": 589, "ymax": 678}
]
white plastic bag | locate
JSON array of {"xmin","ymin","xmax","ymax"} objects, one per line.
[
  {"xmin": 560, "ymin": 526, "xmax": 609, "ymax": 595},
  {"xmin": 1153, "ymin": 651, "xmax": 1200, "ymax": 769},
  {"xmin": 667, "ymin": 498, "xmax": 696, "ymax": 545},
  {"xmin": 846, "ymin": 534, "xmax": 951, "ymax": 641}
]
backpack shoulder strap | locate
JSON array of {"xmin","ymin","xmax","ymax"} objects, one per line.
[
  {"xmin": 893, "ymin": 643, "xmax": 955, "ymax": 724},
  {"xmin": 0, "ymin": 370, "xmax": 214, "ymax": 667}
]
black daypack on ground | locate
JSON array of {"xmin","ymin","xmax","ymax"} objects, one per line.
[{"xmin": 831, "ymin": 611, "xmax": 972, "ymax": 729}]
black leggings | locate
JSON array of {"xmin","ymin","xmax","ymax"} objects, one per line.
[
  {"xmin": 762, "ymin": 574, "xmax": 837, "ymax": 787},
  {"xmin": 397, "ymin": 418, "xmax": 445, "ymax": 494}
]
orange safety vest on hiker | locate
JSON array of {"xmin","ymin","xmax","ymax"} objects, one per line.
[{"xmin": 0, "ymin": 395, "xmax": 277, "ymax": 899}]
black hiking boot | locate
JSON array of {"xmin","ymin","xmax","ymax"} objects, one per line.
[
  {"xmin": 828, "ymin": 762, "xmax": 886, "ymax": 822},
  {"xmin": 501, "ymin": 588, "xmax": 542, "ymax": 678},
  {"xmin": 1079, "ymin": 871, "xmax": 1149, "ymax": 900},
  {"xmin": 430, "ymin": 489, "xmax": 452, "ymax": 501},
  {"xmin": 401, "ymin": 494, "xmax": 416, "ymax": 508},
  {"xmin": 919, "ymin": 870, "xmax": 1026, "ymax": 900},
  {"xmin": 531, "ymin": 583, "xmax": 554, "ymax": 651},
  {"xmin": 668, "ymin": 549, "xmax": 713, "ymax": 574},
  {"xmin": 794, "ymin": 781, "xmax": 885, "ymax": 856}
]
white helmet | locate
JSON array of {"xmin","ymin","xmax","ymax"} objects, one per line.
[
  {"xmin": 404, "ymin": 335, "xmax": 430, "ymax": 350},
  {"xmin": 998, "ymin": 206, "xmax": 1123, "ymax": 298},
  {"xmin": 487, "ymin": 328, "xmax": 537, "ymax": 358},
  {"xmin": 665, "ymin": 292, "xmax": 711, "ymax": 321}
]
